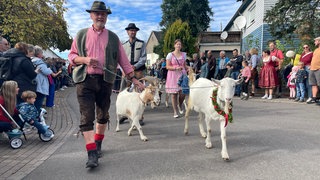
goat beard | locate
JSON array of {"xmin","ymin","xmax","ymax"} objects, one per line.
[{"xmin": 224, "ymin": 101, "xmax": 232, "ymax": 114}]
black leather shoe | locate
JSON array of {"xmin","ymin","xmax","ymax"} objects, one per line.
[
  {"xmin": 95, "ymin": 140, "xmax": 102, "ymax": 158},
  {"xmin": 139, "ymin": 120, "xmax": 145, "ymax": 126},
  {"xmin": 86, "ymin": 150, "xmax": 99, "ymax": 168},
  {"xmin": 119, "ymin": 117, "xmax": 128, "ymax": 124}
]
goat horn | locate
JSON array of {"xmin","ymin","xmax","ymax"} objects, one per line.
[{"xmin": 139, "ymin": 76, "xmax": 158, "ymax": 86}]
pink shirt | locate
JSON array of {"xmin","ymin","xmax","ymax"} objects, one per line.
[
  {"xmin": 242, "ymin": 66, "xmax": 251, "ymax": 82},
  {"xmin": 68, "ymin": 26, "xmax": 133, "ymax": 75}
]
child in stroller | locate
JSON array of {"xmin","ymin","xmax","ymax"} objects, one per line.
[{"xmin": 17, "ymin": 91, "xmax": 54, "ymax": 139}]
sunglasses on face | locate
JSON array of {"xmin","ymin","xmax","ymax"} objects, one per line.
[{"xmin": 303, "ymin": 46, "xmax": 309, "ymax": 49}]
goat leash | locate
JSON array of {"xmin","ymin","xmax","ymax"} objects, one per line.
[{"xmin": 210, "ymin": 89, "xmax": 233, "ymax": 127}]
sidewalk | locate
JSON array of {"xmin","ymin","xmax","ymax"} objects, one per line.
[{"xmin": 0, "ymin": 88, "xmax": 78, "ymax": 180}]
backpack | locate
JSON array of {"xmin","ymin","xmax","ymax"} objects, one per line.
[{"xmin": 0, "ymin": 56, "xmax": 14, "ymax": 81}]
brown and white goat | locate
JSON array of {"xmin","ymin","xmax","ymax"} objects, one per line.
[{"xmin": 140, "ymin": 76, "xmax": 161, "ymax": 109}]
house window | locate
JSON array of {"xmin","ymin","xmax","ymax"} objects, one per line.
[{"xmin": 248, "ymin": 3, "xmax": 256, "ymax": 25}]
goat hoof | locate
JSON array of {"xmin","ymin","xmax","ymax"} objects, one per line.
[
  {"xmin": 205, "ymin": 143, "xmax": 212, "ymax": 149},
  {"xmin": 184, "ymin": 131, "xmax": 188, "ymax": 135},
  {"xmin": 223, "ymin": 157, "xmax": 230, "ymax": 161},
  {"xmin": 141, "ymin": 136, "xmax": 148, "ymax": 141}
]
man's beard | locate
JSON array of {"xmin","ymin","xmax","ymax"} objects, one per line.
[{"xmin": 95, "ymin": 21, "xmax": 106, "ymax": 29}]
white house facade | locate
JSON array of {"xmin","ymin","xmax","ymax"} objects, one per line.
[{"xmin": 224, "ymin": 0, "xmax": 299, "ymax": 54}]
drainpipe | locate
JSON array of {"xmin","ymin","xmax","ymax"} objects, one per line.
[
  {"xmin": 240, "ymin": 30, "xmax": 243, "ymax": 53},
  {"xmin": 261, "ymin": 23, "xmax": 264, "ymax": 53}
]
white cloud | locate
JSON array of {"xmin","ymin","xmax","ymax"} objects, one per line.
[
  {"xmin": 62, "ymin": 0, "xmax": 241, "ymax": 53},
  {"xmin": 210, "ymin": 0, "xmax": 242, "ymax": 31}
]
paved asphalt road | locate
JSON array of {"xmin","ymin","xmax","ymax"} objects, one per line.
[{"xmin": 20, "ymin": 87, "xmax": 320, "ymax": 180}]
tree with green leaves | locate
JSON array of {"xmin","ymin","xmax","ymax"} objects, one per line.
[
  {"xmin": 160, "ymin": 0, "xmax": 213, "ymax": 37},
  {"xmin": 264, "ymin": 0, "xmax": 320, "ymax": 45},
  {"xmin": 163, "ymin": 19, "xmax": 195, "ymax": 56},
  {"xmin": 0, "ymin": 0, "xmax": 72, "ymax": 51},
  {"xmin": 153, "ymin": 41, "xmax": 164, "ymax": 58}
]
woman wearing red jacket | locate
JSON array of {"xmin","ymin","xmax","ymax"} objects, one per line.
[
  {"xmin": 0, "ymin": 81, "xmax": 21, "ymax": 132},
  {"xmin": 300, "ymin": 44, "xmax": 313, "ymax": 102}
]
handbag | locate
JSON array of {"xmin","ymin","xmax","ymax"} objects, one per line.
[
  {"xmin": 47, "ymin": 75, "xmax": 54, "ymax": 85},
  {"xmin": 172, "ymin": 53, "xmax": 189, "ymax": 92}
]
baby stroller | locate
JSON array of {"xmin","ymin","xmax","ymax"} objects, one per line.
[
  {"xmin": 0, "ymin": 105, "xmax": 54, "ymax": 149},
  {"xmin": 19, "ymin": 107, "xmax": 54, "ymax": 142},
  {"xmin": 0, "ymin": 104, "xmax": 25, "ymax": 149}
]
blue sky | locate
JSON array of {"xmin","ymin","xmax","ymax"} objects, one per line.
[{"xmin": 55, "ymin": 0, "xmax": 242, "ymax": 58}]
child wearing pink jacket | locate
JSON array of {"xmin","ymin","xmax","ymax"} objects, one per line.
[{"xmin": 287, "ymin": 66, "xmax": 299, "ymax": 100}]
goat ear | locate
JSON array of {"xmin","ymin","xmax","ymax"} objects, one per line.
[{"xmin": 211, "ymin": 79, "xmax": 221, "ymax": 85}]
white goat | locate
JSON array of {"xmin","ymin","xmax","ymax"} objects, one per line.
[
  {"xmin": 185, "ymin": 77, "xmax": 242, "ymax": 161},
  {"xmin": 116, "ymin": 85, "xmax": 160, "ymax": 141}
]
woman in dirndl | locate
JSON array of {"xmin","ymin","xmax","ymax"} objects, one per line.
[
  {"xmin": 259, "ymin": 49, "xmax": 279, "ymax": 100},
  {"xmin": 165, "ymin": 39, "xmax": 188, "ymax": 118}
]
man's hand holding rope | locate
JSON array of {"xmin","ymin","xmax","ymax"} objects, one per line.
[{"xmin": 127, "ymin": 72, "xmax": 144, "ymax": 91}]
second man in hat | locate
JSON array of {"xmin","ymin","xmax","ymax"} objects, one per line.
[{"xmin": 120, "ymin": 23, "xmax": 147, "ymax": 125}]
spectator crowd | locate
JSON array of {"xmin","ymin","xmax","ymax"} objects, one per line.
[
  {"xmin": 0, "ymin": 37, "xmax": 73, "ymax": 138},
  {"xmin": 148, "ymin": 39, "xmax": 320, "ymax": 105}
]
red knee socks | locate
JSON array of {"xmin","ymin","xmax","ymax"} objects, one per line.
[
  {"xmin": 94, "ymin": 134, "xmax": 104, "ymax": 141},
  {"xmin": 86, "ymin": 143, "xmax": 97, "ymax": 151},
  {"xmin": 86, "ymin": 134, "xmax": 104, "ymax": 151}
]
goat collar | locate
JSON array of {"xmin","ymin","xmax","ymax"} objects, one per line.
[
  {"xmin": 138, "ymin": 94, "xmax": 147, "ymax": 106},
  {"xmin": 210, "ymin": 89, "xmax": 233, "ymax": 127}
]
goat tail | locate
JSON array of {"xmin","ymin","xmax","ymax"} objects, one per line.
[{"xmin": 188, "ymin": 67, "xmax": 196, "ymax": 86}]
